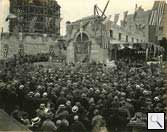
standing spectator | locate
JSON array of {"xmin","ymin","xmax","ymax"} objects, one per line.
[{"xmin": 71, "ymin": 115, "xmax": 87, "ymax": 132}]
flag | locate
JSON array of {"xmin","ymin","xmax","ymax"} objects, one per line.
[
  {"xmin": 55, "ymin": 18, "xmax": 62, "ymax": 27},
  {"xmin": 133, "ymin": 4, "xmax": 138, "ymax": 21},
  {"xmin": 122, "ymin": 11, "xmax": 128, "ymax": 26},
  {"xmin": 123, "ymin": 11, "xmax": 128, "ymax": 22},
  {"xmin": 149, "ymin": 1, "xmax": 166, "ymax": 26},
  {"xmin": 29, "ymin": 16, "xmax": 37, "ymax": 32},
  {"xmin": 114, "ymin": 14, "xmax": 119, "ymax": 24},
  {"xmin": 135, "ymin": 4, "xmax": 138, "ymax": 10},
  {"xmin": 45, "ymin": 17, "xmax": 52, "ymax": 30},
  {"xmin": 5, "ymin": 13, "xmax": 17, "ymax": 21}
]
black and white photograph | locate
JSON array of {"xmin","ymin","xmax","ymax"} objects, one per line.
[{"xmin": 0, "ymin": 0, "xmax": 167, "ymax": 132}]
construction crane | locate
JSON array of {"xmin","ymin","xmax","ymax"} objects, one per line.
[
  {"xmin": 78, "ymin": 0, "xmax": 111, "ymax": 42},
  {"xmin": 94, "ymin": 0, "xmax": 110, "ymax": 20}
]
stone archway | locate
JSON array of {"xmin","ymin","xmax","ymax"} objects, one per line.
[
  {"xmin": 76, "ymin": 32, "xmax": 89, "ymax": 42},
  {"xmin": 74, "ymin": 32, "xmax": 91, "ymax": 62}
]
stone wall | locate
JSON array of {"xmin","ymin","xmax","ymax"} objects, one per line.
[
  {"xmin": 66, "ymin": 16, "xmax": 109, "ymax": 63},
  {"xmin": 110, "ymin": 23, "xmax": 147, "ymax": 43},
  {"xmin": 0, "ymin": 33, "xmax": 61, "ymax": 59}
]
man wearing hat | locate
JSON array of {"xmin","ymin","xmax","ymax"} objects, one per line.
[
  {"xmin": 17, "ymin": 84, "xmax": 25, "ymax": 110},
  {"xmin": 30, "ymin": 116, "xmax": 41, "ymax": 131},
  {"xmin": 36, "ymin": 104, "xmax": 48, "ymax": 119},
  {"xmin": 91, "ymin": 109, "xmax": 108, "ymax": 132},
  {"xmin": 72, "ymin": 105, "xmax": 79, "ymax": 114}
]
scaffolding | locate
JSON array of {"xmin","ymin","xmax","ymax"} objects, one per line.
[{"xmin": 9, "ymin": 0, "xmax": 61, "ymax": 35}]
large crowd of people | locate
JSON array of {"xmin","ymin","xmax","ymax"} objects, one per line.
[{"xmin": 0, "ymin": 56, "xmax": 166, "ymax": 132}]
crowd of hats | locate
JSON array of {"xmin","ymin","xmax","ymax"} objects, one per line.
[{"xmin": 0, "ymin": 60, "xmax": 166, "ymax": 132}]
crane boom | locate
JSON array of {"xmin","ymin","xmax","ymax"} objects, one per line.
[{"xmin": 101, "ymin": 0, "xmax": 110, "ymax": 17}]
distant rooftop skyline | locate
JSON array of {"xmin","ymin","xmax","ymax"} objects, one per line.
[{"xmin": 0, "ymin": 0, "xmax": 166, "ymax": 35}]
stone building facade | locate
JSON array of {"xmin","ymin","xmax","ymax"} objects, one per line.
[
  {"xmin": 111, "ymin": 1, "xmax": 167, "ymax": 44},
  {"xmin": 119, "ymin": 9, "xmax": 150, "ymax": 43},
  {"xmin": 66, "ymin": 1, "xmax": 167, "ymax": 63}
]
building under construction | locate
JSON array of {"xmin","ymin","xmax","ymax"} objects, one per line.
[
  {"xmin": 65, "ymin": 0, "xmax": 165, "ymax": 63},
  {"xmin": 9, "ymin": 0, "xmax": 61, "ymax": 35},
  {"xmin": 0, "ymin": 0, "xmax": 63, "ymax": 59}
]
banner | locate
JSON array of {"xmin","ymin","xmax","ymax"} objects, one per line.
[
  {"xmin": 149, "ymin": 1, "xmax": 166, "ymax": 26},
  {"xmin": 123, "ymin": 11, "xmax": 128, "ymax": 22},
  {"xmin": 45, "ymin": 17, "xmax": 52, "ymax": 30},
  {"xmin": 114, "ymin": 14, "xmax": 119, "ymax": 24}
]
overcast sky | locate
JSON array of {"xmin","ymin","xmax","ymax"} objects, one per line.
[{"xmin": 0, "ymin": 0, "xmax": 166, "ymax": 34}]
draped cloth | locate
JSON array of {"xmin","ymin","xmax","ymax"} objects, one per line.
[
  {"xmin": 92, "ymin": 115, "xmax": 109, "ymax": 132},
  {"xmin": 92, "ymin": 126, "xmax": 108, "ymax": 132}
]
